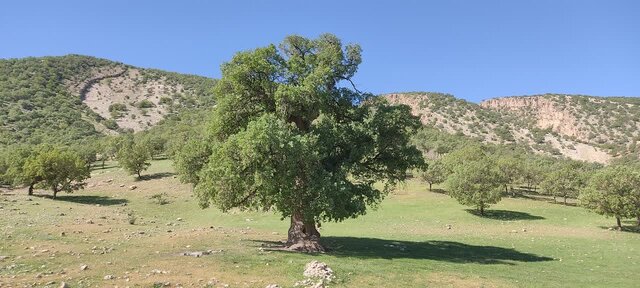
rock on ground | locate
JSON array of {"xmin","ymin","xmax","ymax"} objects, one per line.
[{"xmin": 303, "ymin": 261, "xmax": 334, "ymax": 282}]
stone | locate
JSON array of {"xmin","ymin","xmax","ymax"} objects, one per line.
[
  {"xmin": 266, "ymin": 285, "xmax": 281, "ymax": 288},
  {"xmin": 59, "ymin": 282, "xmax": 70, "ymax": 288},
  {"xmin": 103, "ymin": 275, "xmax": 114, "ymax": 280},
  {"xmin": 129, "ymin": 185, "xmax": 137, "ymax": 190},
  {"xmin": 302, "ymin": 261, "xmax": 334, "ymax": 283},
  {"xmin": 86, "ymin": 219, "xmax": 94, "ymax": 224},
  {"xmin": 151, "ymin": 269, "xmax": 169, "ymax": 274},
  {"xmin": 80, "ymin": 264, "xmax": 88, "ymax": 271}
]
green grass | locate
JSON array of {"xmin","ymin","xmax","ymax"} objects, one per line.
[{"xmin": 1, "ymin": 160, "xmax": 638, "ymax": 287}]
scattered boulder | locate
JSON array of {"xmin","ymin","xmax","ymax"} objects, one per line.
[
  {"xmin": 59, "ymin": 281, "xmax": 70, "ymax": 288},
  {"xmin": 295, "ymin": 261, "xmax": 335, "ymax": 287},
  {"xmin": 151, "ymin": 269, "xmax": 169, "ymax": 274},
  {"xmin": 103, "ymin": 275, "xmax": 114, "ymax": 280},
  {"xmin": 181, "ymin": 249, "xmax": 223, "ymax": 257},
  {"xmin": 80, "ymin": 264, "xmax": 88, "ymax": 271},
  {"xmin": 266, "ymin": 285, "xmax": 281, "ymax": 288},
  {"xmin": 129, "ymin": 185, "xmax": 137, "ymax": 190}
]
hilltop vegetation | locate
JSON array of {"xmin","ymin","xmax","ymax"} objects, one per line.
[
  {"xmin": 387, "ymin": 92, "xmax": 640, "ymax": 163},
  {"xmin": 0, "ymin": 55, "xmax": 216, "ymax": 148}
]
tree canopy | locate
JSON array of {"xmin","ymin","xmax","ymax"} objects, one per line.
[
  {"xmin": 116, "ymin": 137, "xmax": 152, "ymax": 179},
  {"xmin": 22, "ymin": 147, "xmax": 90, "ymax": 198},
  {"xmin": 179, "ymin": 34, "xmax": 423, "ymax": 251},
  {"xmin": 445, "ymin": 150, "xmax": 504, "ymax": 215},
  {"xmin": 579, "ymin": 165, "xmax": 640, "ymax": 229}
]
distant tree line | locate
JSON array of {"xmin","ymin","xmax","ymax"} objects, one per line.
[{"xmin": 414, "ymin": 128, "xmax": 640, "ymax": 229}]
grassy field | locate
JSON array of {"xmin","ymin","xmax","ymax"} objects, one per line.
[{"xmin": 1, "ymin": 160, "xmax": 638, "ymax": 287}]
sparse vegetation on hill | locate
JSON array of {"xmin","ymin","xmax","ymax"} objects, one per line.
[
  {"xmin": 387, "ymin": 92, "xmax": 640, "ymax": 163},
  {"xmin": 0, "ymin": 55, "xmax": 216, "ymax": 149}
]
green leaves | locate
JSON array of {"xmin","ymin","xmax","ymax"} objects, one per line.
[
  {"xmin": 182, "ymin": 34, "xmax": 424, "ymax": 225},
  {"xmin": 540, "ymin": 162, "xmax": 588, "ymax": 202},
  {"xmin": 445, "ymin": 149, "xmax": 504, "ymax": 213},
  {"xmin": 23, "ymin": 146, "xmax": 90, "ymax": 196},
  {"xmin": 579, "ymin": 165, "xmax": 640, "ymax": 221},
  {"xmin": 116, "ymin": 137, "xmax": 151, "ymax": 178}
]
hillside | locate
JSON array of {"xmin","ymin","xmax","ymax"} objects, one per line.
[
  {"xmin": 0, "ymin": 55, "xmax": 216, "ymax": 147},
  {"xmin": 385, "ymin": 92, "xmax": 640, "ymax": 163}
]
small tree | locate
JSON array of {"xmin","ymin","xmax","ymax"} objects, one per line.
[
  {"xmin": 141, "ymin": 134, "xmax": 167, "ymax": 160},
  {"xmin": 521, "ymin": 157, "xmax": 547, "ymax": 192},
  {"xmin": 419, "ymin": 160, "xmax": 447, "ymax": 191},
  {"xmin": 579, "ymin": 165, "xmax": 640, "ymax": 229},
  {"xmin": 23, "ymin": 148, "xmax": 90, "ymax": 199},
  {"xmin": 71, "ymin": 144, "xmax": 98, "ymax": 170},
  {"xmin": 494, "ymin": 154, "xmax": 523, "ymax": 196},
  {"xmin": 540, "ymin": 162, "xmax": 587, "ymax": 204},
  {"xmin": 446, "ymin": 155, "xmax": 503, "ymax": 215},
  {"xmin": 1, "ymin": 145, "xmax": 37, "ymax": 194},
  {"xmin": 117, "ymin": 139, "xmax": 151, "ymax": 179}
]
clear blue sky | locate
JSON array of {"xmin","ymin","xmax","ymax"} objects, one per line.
[{"xmin": 1, "ymin": 0, "xmax": 638, "ymax": 102}]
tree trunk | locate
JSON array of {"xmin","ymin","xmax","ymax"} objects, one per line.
[
  {"xmin": 28, "ymin": 183, "xmax": 34, "ymax": 196},
  {"xmin": 479, "ymin": 205, "xmax": 485, "ymax": 216},
  {"xmin": 285, "ymin": 211, "xmax": 324, "ymax": 252},
  {"xmin": 563, "ymin": 196, "xmax": 567, "ymax": 205},
  {"xmin": 429, "ymin": 183, "xmax": 432, "ymax": 191},
  {"xmin": 101, "ymin": 159, "xmax": 106, "ymax": 169},
  {"xmin": 616, "ymin": 216, "xmax": 622, "ymax": 230},
  {"xmin": 553, "ymin": 196, "xmax": 556, "ymax": 203},
  {"xmin": 53, "ymin": 188, "xmax": 58, "ymax": 199},
  {"xmin": 137, "ymin": 170, "xmax": 141, "ymax": 179}
]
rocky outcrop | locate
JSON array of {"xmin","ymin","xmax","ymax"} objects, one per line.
[
  {"xmin": 481, "ymin": 95, "xmax": 585, "ymax": 139},
  {"xmin": 385, "ymin": 93, "xmax": 618, "ymax": 163}
]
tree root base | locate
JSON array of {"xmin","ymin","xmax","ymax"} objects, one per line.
[{"xmin": 285, "ymin": 240, "xmax": 325, "ymax": 253}]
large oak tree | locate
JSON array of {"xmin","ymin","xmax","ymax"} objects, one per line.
[{"xmin": 180, "ymin": 34, "xmax": 423, "ymax": 252}]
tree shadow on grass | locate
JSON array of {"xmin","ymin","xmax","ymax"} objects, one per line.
[
  {"xmin": 428, "ymin": 188, "xmax": 447, "ymax": 194},
  {"xmin": 252, "ymin": 237, "xmax": 553, "ymax": 265},
  {"xmin": 52, "ymin": 195, "xmax": 128, "ymax": 206},
  {"xmin": 137, "ymin": 172, "xmax": 175, "ymax": 181},
  {"xmin": 465, "ymin": 209, "xmax": 545, "ymax": 220},
  {"xmin": 598, "ymin": 225, "xmax": 640, "ymax": 234}
]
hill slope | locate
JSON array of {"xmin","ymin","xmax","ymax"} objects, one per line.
[
  {"xmin": 386, "ymin": 92, "xmax": 640, "ymax": 163},
  {"xmin": 0, "ymin": 55, "xmax": 216, "ymax": 147}
]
